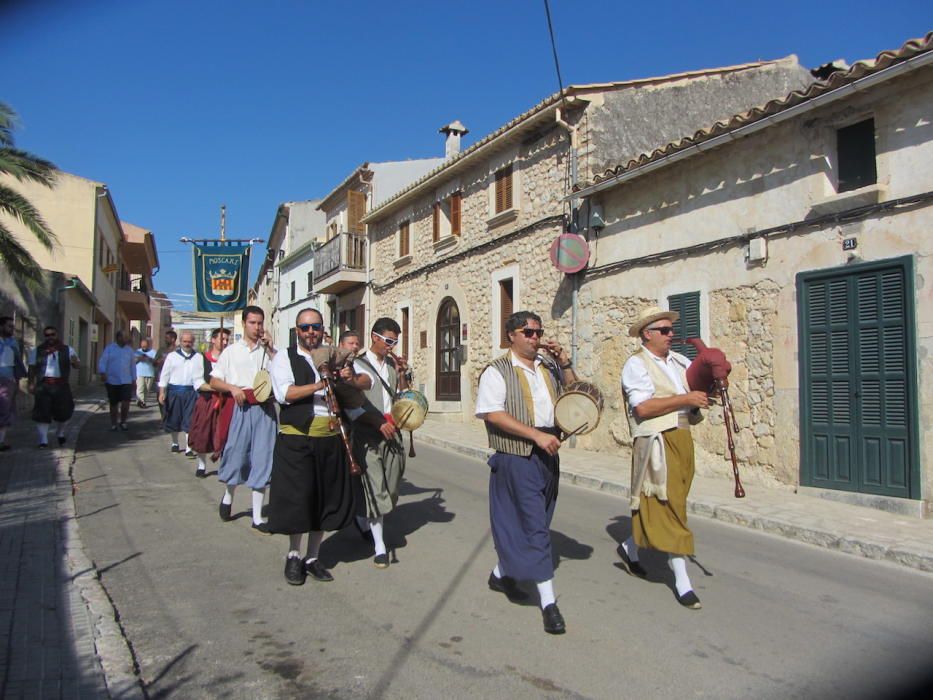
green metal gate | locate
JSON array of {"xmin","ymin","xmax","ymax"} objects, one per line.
[{"xmin": 797, "ymin": 256, "xmax": 919, "ymax": 498}]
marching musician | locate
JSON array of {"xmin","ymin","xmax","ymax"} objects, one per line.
[
  {"xmin": 350, "ymin": 317, "xmax": 409, "ymax": 569},
  {"xmin": 475, "ymin": 310, "xmax": 576, "ymax": 635},
  {"xmin": 210, "ymin": 306, "xmax": 277, "ymax": 534},
  {"xmin": 619, "ymin": 306, "xmax": 709, "ymax": 610},
  {"xmin": 267, "ymin": 308, "xmax": 366, "ymax": 585},
  {"xmin": 158, "ymin": 330, "xmax": 201, "ymax": 456},
  {"xmin": 187, "ymin": 326, "xmax": 230, "ymax": 478}
]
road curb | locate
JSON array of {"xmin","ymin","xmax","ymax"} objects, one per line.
[
  {"xmin": 415, "ymin": 431, "xmax": 933, "ymax": 574},
  {"xmin": 57, "ymin": 401, "xmax": 146, "ymax": 700}
]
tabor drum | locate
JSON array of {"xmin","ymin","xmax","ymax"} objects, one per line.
[
  {"xmin": 392, "ymin": 389, "xmax": 429, "ymax": 431},
  {"xmin": 554, "ymin": 381, "xmax": 604, "ymax": 436}
]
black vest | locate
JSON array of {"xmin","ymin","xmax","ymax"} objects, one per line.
[
  {"xmin": 279, "ymin": 346, "xmax": 321, "ymax": 432},
  {"xmin": 39, "ymin": 344, "xmax": 70, "ymax": 381}
]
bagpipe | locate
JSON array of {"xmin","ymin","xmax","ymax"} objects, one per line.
[
  {"xmin": 310, "ymin": 345, "xmax": 363, "ymax": 476},
  {"xmin": 684, "ymin": 338, "xmax": 746, "ymax": 499}
]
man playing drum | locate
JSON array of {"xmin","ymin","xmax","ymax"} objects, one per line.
[
  {"xmin": 619, "ymin": 306, "xmax": 710, "ymax": 609},
  {"xmin": 350, "ymin": 317, "xmax": 409, "ymax": 569},
  {"xmin": 475, "ymin": 310, "xmax": 577, "ymax": 635}
]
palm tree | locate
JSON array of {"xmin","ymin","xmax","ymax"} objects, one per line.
[{"xmin": 0, "ymin": 101, "xmax": 59, "ymax": 284}]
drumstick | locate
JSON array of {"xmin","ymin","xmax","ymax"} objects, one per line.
[{"xmin": 560, "ymin": 422, "xmax": 588, "ymax": 443}]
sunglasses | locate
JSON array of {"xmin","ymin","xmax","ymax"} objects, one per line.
[
  {"xmin": 44, "ymin": 333, "xmax": 57, "ymax": 338},
  {"xmin": 647, "ymin": 326, "xmax": 675, "ymax": 336},
  {"xmin": 373, "ymin": 331, "xmax": 398, "ymax": 347},
  {"xmin": 518, "ymin": 328, "xmax": 545, "ymax": 338},
  {"xmin": 297, "ymin": 323, "xmax": 324, "ymax": 332}
]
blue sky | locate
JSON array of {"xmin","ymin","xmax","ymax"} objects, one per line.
[{"xmin": 3, "ymin": 0, "xmax": 930, "ymax": 309}]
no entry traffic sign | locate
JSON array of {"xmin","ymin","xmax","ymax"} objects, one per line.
[{"xmin": 549, "ymin": 233, "xmax": 590, "ymax": 274}]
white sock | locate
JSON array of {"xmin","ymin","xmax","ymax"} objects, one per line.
[
  {"xmin": 493, "ymin": 564, "xmax": 503, "ymax": 579},
  {"xmin": 37, "ymin": 423, "xmax": 50, "ymax": 443},
  {"xmin": 537, "ymin": 579, "xmax": 556, "ymax": 609},
  {"xmin": 182, "ymin": 433, "xmax": 189, "ymax": 451},
  {"xmin": 196, "ymin": 454, "xmax": 207, "ymax": 472},
  {"xmin": 356, "ymin": 515, "xmax": 371, "ymax": 532},
  {"xmin": 305, "ymin": 531, "xmax": 324, "ymax": 561},
  {"xmin": 251, "ymin": 488, "xmax": 265, "ymax": 525},
  {"xmin": 370, "ymin": 517, "xmax": 386, "ymax": 556},
  {"xmin": 171, "ymin": 431, "xmax": 179, "ymax": 447},
  {"xmin": 222, "ymin": 485, "xmax": 235, "ymax": 505},
  {"xmin": 622, "ymin": 536, "xmax": 640, "ymax": 562},
  {"xmin": 55, "ymin": 421, "xmax": 67, "ymax": 438},
  {"xmin": 669, "ymin": 555, "xmax": 694, "ymax": 597}
]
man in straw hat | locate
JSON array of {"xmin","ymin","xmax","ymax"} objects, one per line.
[
  {"xmin": 475, "ymin": 310, "xmax": 577, "ymax": 635},
  {"xmin": 619, "ymin": 306, "xmax": 710, "ymax": 609},
  {"xmin": 210, "ymin": 305, "xmax": 277, "ymax": 534}
]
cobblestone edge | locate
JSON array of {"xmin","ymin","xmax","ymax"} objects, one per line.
[
  {"xmin": 57, "ymin": 402, "xmax": 146, "ymax": 700},
  {"xmin": 415, "ymin": 432, "xmax": 933, "ymax": 574}
]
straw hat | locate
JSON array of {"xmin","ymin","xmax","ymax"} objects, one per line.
[{"xmin": 628, "ymin": 306, "xmax": 679, "ymax": 338}]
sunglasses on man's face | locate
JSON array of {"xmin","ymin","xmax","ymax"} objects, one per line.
[
  {"xmin": 518, "ymin": 328, "xmax": 544, "ymax": 338},
  {"xmin": 647, "ymin": 326, "xmax": 675, "ymax": 336},
  {"xmin": 297, "ymin": 322, "xmax": 324, "ymax": 332},
  {"xmin": 373, "ymin": 331, "xmax": 398, "ymax": 347},
  {"xmin": 44, "ymin": 333, "xmax": 56, "ymax": 338}
]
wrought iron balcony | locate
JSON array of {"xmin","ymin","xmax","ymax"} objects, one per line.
[{"xmin": 313, "ymin": 232, "xmax": 367, "ymax": 295}]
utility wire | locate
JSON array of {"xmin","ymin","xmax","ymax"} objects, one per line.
[{"xmin": 542, "ymin": 0, "xmax": 565, "ymax": 97}]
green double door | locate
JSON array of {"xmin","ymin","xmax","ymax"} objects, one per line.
[{"xmin": 797, "ymin": 256, "xmax": 918, "ymax": 499}]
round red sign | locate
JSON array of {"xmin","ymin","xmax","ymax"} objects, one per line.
[{"xmin": 549, "ymin": 233, "xmax": 590, "ymax": 274}]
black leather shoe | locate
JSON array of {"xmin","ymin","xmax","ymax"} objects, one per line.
[
  {"xmin": 304, "ymin": 559, "xmax": 334, "ymax": 582},
  {"xmin": 542, "ymin": 604, "xmax": 566, "ymax": 635},
  {"xmin": 616, "ymin": 544, "xmax": 648, "ymax": 578},
  {"xmin": 195, "ymin": 469, "xmax": 207, "ymax": 479},
  {"xmin": 57, "ymin": 435, "xmax": 66, "ymax": 447},
  {"xmin": 284, "ymin": 557, "xmax": 306, "ymax": 586},
  {"xmin": 171, "ymin": 444, "xmax": 180, "ymax": 453},
  {"xmin": 251, "ymin": 521, "xmax": 272, "ymax": 535},
  {"xmin": 488, "ymin": 572, "xmax": 528, "ymax": 601},
  {"xmin": 38, "ymin": 443, "xmax": 48, "ymax": 449},
  {"xmin": 373, "ymin": 553, "xmax": 389, "ymax": 569},
  {"xmin": 675, "ymin": 590, "xmax": 702, "ymax": 610},
  {"xmin": 219, "ymin": 502, "xmax": 232, "ymax": 522}
]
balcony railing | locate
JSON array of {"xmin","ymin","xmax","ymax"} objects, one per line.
[{"xmin": 313, "ymin": 232, "xmax": 366, "ymax": 282}]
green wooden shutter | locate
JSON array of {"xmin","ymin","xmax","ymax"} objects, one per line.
[{"xmin": 668, "ymin": 291, "xmax": 700, "ymax": 359}]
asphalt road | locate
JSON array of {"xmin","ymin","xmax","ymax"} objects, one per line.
[{"xmin": 73, "ymin": 409, "xmax": 933, "ymax": 699}]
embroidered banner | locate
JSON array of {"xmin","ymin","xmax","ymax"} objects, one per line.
[{"xmin": 192, "ymin": 241, "xmax": 251, "ymax": 313}]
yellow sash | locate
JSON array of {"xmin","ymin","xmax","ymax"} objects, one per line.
[{"xmin": 280, "ymin": 415, "xmax": 338, "ymax": 438}]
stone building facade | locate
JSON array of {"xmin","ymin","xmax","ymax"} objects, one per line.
[
  {"xmin": 362, "ymin": 60, "xmax": 813, "ymax": 417},
  {"xmin": 572, "ymin": 33, "xmax": 933, "ymax": 513}
]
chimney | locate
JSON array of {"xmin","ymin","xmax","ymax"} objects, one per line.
[{"xmin": 439, "ymin": 120, "xmax": 469, "ymax": 159}]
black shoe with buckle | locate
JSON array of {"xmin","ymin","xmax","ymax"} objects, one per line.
[
  {"xmin": 373, "ymin": 553, "xmax": 389, "ymax": 569},
  {"xmin": 219, "ymin": 502, "xmax": 232, "ymax": 522},
  {"xmin": 284, "ymin": 556, "xmax": 306, "ymax": 586},
  {"xmin": 675, "ymin": 590, "xmax": 702, "ymax": 610},
  {"xmin": 542, "ymin": 604, "xmax": 566, "ymax": 635},
  {"xmin": 304, "ymin": 559, "xmax": 334, "ymax": 582},
  {"xmin": 488, "ymin": 572, "xmax": 528, "ymax": 601},
  {"xmin": 616, "ymin": 544, "xmax": 648, "ymax": 578}
]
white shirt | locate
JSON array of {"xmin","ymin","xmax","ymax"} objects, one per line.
[
  {"xmin": 158, "ymin": 349, "xmax": 204, "ymax": 389},
  {"xmin": 211, "ymin": 339, "xmax": 269, "ymax": 388},
  {"xmin": 98, "ymin": 343, "xmax": 136, "ymax": 384},
  {"xmin": 621, "ymin": 348, "xmax": 690, "ymax": 415},
  {"xmin": 269, "ymin": 345, "xmax": 329, "ymax": 416},
  {"xmin": 475, "ymin": 351, "xmax": 555, "ymax": 428},
  {"xmin": 354, "ymin": 350, "xmax": 392, "ymax": 414},
  {"xmin": 29, "ymin": 346, "xmax": 78, "ymax": 378}
]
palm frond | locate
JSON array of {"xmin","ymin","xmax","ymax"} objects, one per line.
[
  {"xmin": 0, "ymin": 183, "xmax": 59, "ymax": 250},
  {"xmin": 0, "ymin": 220, "xmax": 44, "ymax": 284},
  {"xmin": 0, "ymin": 102, "xmax": 15, "ymax": 148},
  {"xmin": 0, "ymin": 147, "xmax": 58, "ymax": 186}
]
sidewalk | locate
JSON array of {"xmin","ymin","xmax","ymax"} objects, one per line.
[
  {"xmin": 415, "ymin": 415, "xmax": 933, "ymax": 573},
  {"xmin": 0, "ymin": 386, "xmax": 141, "ymax": 700}
]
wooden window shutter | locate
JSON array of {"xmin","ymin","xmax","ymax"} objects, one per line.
[
  {"xmin": 667, "ymin": 291, "xmax": 701, "ymax": 359},
  {"xmin": 401, "ymin": 307, "xmax": 410, "ymax": 357},
  {"xmin": 499, "ymin": 279, "xmax": 514, "ymax": 348},
  {"xmin": 432, "ymin": 202, "xmax": 440, "ymax": 242},
  {"xmin": 450, "ymin": 192, "xmax": 461, "ymax": 236},
  {"xmin": 495, "ymin": 165, "xmax": 513, "ymax": 213},
  {"xmin": 399, "ymin": 221, "xmax": 410, "ymax": 257},
  {"xmin": 356, "ymin": 303, "xmax": 365, "ymax": 333},
  {"xmin": 420, "ymin": 330, "xmax": 427, "ymax": 349},
  {"xmin": 347, "ymin": 190, "xmax": 366, "ymax": 234}
]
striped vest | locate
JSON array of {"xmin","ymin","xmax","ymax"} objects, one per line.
[{"xmin": 483, "ymin": 353, "xmax": 560, "ymax": 456}]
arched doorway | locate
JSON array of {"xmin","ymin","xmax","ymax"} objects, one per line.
[{"xmin": 436, "ymin": 297, "xmax": 461, "ymax": 401}]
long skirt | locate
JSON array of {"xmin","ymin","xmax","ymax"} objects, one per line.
[
  {"xmin": 631, "ymin": 428, "xmax": 695, "ymax": 556},
  {"xmin": 187, "ymin": 392, "xmax": 218, "ymax": 454},
  {"xmin": 32, "ymin": 381, "xmax": 74, "ymax": 424},
  {"xmin": 163, "ymin": 385, "xmax": 196, "ymax": 433},
  {"xmin": 269, "ymin": 433, "xmax": 356, "ymax": 534},
  {"xmin": 217, "ymin": 402, "xmax": 276, "ymax": 489},
  {"xmin": 353, "ymin": 429, "xmax": 406, "ymax": 519},
  {"xmin": 0, "ymin": 376, "xmax": 16, "ymax": 428},
  {"xmin": 488, "ymin": 448, "xmax": 559, "ymax": 584}
]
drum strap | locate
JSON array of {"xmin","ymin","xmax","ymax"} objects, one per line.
[{"xmin": 356, "ymin": 356, "xmax": 397, "ymax": 400}]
